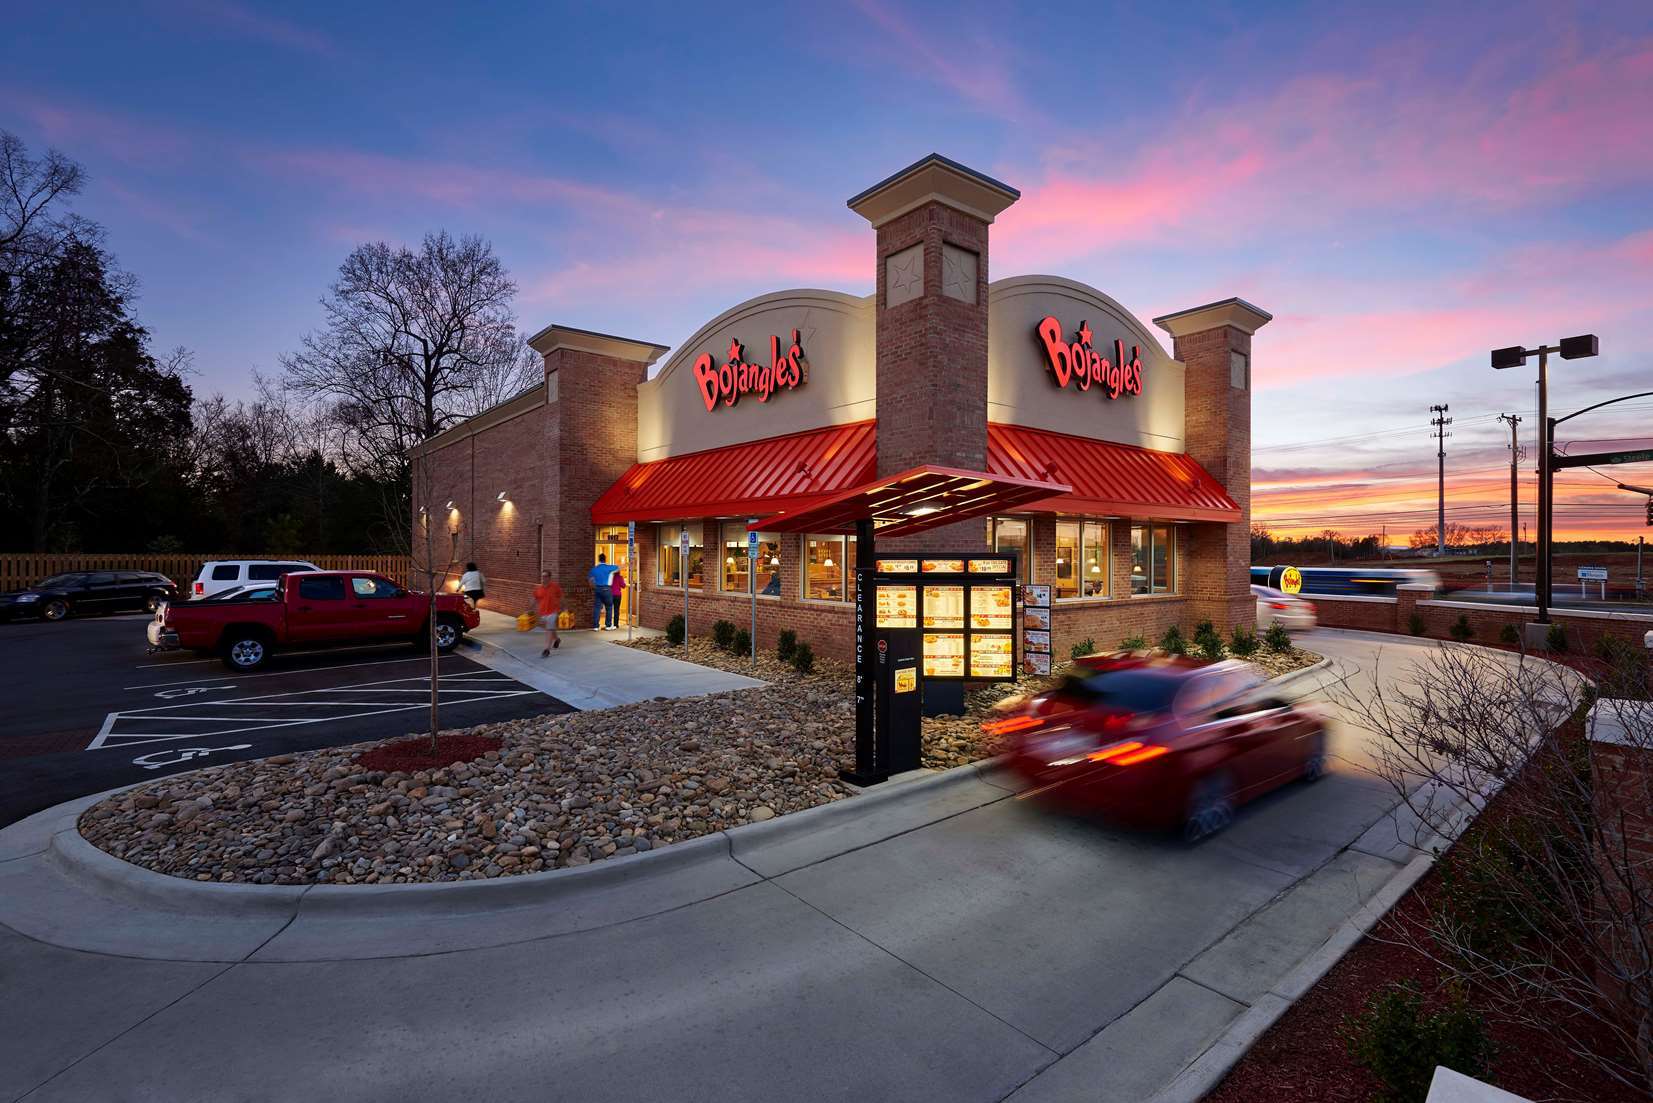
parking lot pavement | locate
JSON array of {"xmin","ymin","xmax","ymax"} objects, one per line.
[{"xmin": 0, "ymin": 614, "xmax": 572, "ymax": 828}]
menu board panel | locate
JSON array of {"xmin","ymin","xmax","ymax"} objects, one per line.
[
  {"xmin": 970, "ymin": 634, "xmax": 1014, "ymax": 678},
  {"xmin": 1024, "ymin": 607, "xmax": 1050, "ymax": 631},
  {"xmin": 1023, "ymin": 652, "xmax": 1051, "ymax": 676},
  {"xmin": 1023, "ymin": 584, "xmax": 1050, "ymax": 608},
  {"xmin": 968, "ymin": 558, "xmax": 1012, "ymax": 574},
  {"xmin": 922, "ymin": 632, "xmax": 964, "ymax": 677},
  {"xmin": 923, "ymin": 585, "xmax": 964, "ymax": 628},
  {"xmin": 1024, "ymin": 630, "xmax": 1050, "ymax": 654},
  {"xmin": 969, "ymin": 585, "xmax": 1013, "ymax": 629},
  {"xmin": 875, "ymin": 585, "xmax": 916, "ymax": 627},
  {"xmin": 875, "ymin": 558, "xmax": 919, "ymax": 574},
  {"xmin": 921, "ymin": 558, "xmax": 966, "ymax": 574}
]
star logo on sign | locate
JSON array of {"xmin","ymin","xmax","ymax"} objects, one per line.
[
  {"xmin": 1077, "ymin": 320, "xmax": 1093, "ymax": 346},
  {"xmin": 726, "ymin": 337, "xmax": 745, "ymax": 364}
]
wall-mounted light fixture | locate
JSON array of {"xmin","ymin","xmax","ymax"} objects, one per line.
[
  {"xmin": 444, "ymin": 500, "xmax": 456, "ymax": 512},
  {"xmin": 496, "ymin": 491, "xmax": 509, "ymax": 502}
]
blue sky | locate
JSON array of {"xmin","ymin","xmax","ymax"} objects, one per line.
[{"xmin": 4, "ymin": 0, "xmax": 1651, "ymax": 537}]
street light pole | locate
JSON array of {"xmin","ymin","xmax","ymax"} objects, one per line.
[{"xmin": 1490, "ymin": 335, "xmax": 1599, "ymax": 628}]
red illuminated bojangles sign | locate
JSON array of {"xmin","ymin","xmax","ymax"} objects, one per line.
[
  {"xmin": 1036, "ymin": 316, "xmax": 1143, "ymax": 400},
  {"xmin": 693, "ymin": 331, "xmax": 808, "ymax": 412}
]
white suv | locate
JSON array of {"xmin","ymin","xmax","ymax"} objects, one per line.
[{"xmin": 191, "ymin": 560, "xmax": 322, "ymax": 599}]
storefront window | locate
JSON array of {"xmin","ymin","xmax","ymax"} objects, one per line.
[
  {"xmin": 804, "ymin": 534, "xmax": 856, "ymax": 601},
  {"xmin": 991, "ymin": 517, "xmax": 1031, "ymax": 580},
  {"xmin": 1051, "ymin": 520, "xmax": 1109, "ymax": 599},
  {"xmin": 658, "ymin": 523, "xmax": 704, "ymax": 589},
  {"xmin": 1054, "ymin": 522, "xmax": 1080, "ymax": 600},
  {"xmin": 1082, "ymin": 521, "xmax": 1108, "ymax": 597},
  {"xmin": 722, "ymin": 524, "xmax": 783, "ymax": 596},
  {"xmin": 1130, "ymin": 524, "xmax": 1176, "ymax": 595}
]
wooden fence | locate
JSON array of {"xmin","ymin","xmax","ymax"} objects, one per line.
[{"xmin": 0, "ymin": 553, "xmax": 413, "ymax": 591}]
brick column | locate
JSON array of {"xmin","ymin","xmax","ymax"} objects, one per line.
[
  {"xmin": 848, "ymin": 154, "xmax": 1020, "ymax": 551},
  {"xmin": 1153, "ymin": 299, "xmax": 1271, "ymax": 635},
  {"xmin": 528, "ymin": 324, "xmax": 667, "ymax": 623},
  {"xmin": 1396, "ymin": 582, "xmax": 1429, "ymax": 635}
]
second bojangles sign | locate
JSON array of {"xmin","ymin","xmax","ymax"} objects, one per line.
[
  {"xmin": 692, "ymin": 330, "xmax": 809, "ymax": 412},
  {"xmin": 1036, "ymin": 315, "xmax": 1144, "ymax": 400}
]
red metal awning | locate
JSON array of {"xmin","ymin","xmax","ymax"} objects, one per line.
[
  {"xmin": 590, "ymin": 420, "xmax": 877, "ymax": 524},
  {"xmin": 987, "ymin": 422, "xmax": 1241, "ymax": 523},
  {"xmin": 756, "ymin": 465, "xmax": 1072, "ymax": 539}
]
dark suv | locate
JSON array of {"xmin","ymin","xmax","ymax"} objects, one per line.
[{"xmin": 0, "ymin": 571, "xmax": 178, "ymax": 622}]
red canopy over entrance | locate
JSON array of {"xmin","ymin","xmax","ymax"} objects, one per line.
[{"xmin": 755, "ymin": 465, "xmax": 1072, "ymax": 539}]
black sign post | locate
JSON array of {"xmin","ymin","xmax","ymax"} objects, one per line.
[{"xmin": 842, "ymin": 519, "xmax": 884, "ymax": 786}]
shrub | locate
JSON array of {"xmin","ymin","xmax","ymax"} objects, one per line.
[
  {"xmin": 1546, "ymin": 622, "xmax": 1568, "ymax": 653},
  {"xmin": 1158, "ymin": 625, "xmax": 1187, "ymax": 655},
  {"xmin": 665, "ymin": 614, "xmax": 685, "ymax": 646},
  {"xmin": 1229, "ymin": 626, "xmax": 1259, "ymax": 657},
  {"xmin": 732, "ymin": 627, "xmax": 752, "ymax": 655},
  {"xmin": 712, "ymin": 619, "xmax": 737, "ymax": 650},
  {"xmin": 1407, "ymin": 612, "xmax": 1427, "ymax": 637},
  {"xmin": 1071, "ymin": 637, "xmax": 1097, "ymax": 658},
  {"xmin": 1498, "ymin": 623, "xmax": 1520, "ymax": 645},
  {"xmin": 1264, "ymin": 622, "xmax": 1292, "ymax": 652},
  {"xmin": 776, "ymin": 629, "xmax": 798, "ymax": 662},
  {"xmin": 1194, "ymin": 620, "xmax": 1225, "ymax": 659},
  {"xmin": 1118, "ymin": 634, "xmax": 1146, "ymax": 651},
  {"xmin": 1449, "ymin": 614, "xmax": 1474, "ymax": 641},
  {"xmin": 790, "ymin": 642, "xmax": 815, "ymax": 674},
  {"xmin": 1344, "ymin": 982, "xmax": 1493, "ymax": 1103}
]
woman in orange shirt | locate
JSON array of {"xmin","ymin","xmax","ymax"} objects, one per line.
[{"xmin": 531, "ymin": 571, "xmax": 563, "ymax": 656}]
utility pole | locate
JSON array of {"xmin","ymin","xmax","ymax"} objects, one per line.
[
  {"xmin": 1430, "ymin": 404, "xmax": 1452, "ymax": 556},
  {"xmin": 1498, "ymin": 413, "xmax": 1523, "ymax": 590}
]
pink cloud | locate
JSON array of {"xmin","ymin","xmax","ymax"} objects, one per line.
[
  {"xmin": 171, "ymin": 0, "xmax": 336, "ymax": 57},
  {"xmin": 8, "ymin": 95, "xmax": 195, "ymax": 167}
]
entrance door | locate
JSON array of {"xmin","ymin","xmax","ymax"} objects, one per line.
[{"xmin": 594, "ymin": 525, "xmax": 633, "ymax": 624}]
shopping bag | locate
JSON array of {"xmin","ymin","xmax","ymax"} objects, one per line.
[
  {"xmin": 515, "ymin": 613, "xmax": 534, "ymax": 632},
  {"xmin": 556, "ymin": 610, "xmax": 574, "ymax": 630}
]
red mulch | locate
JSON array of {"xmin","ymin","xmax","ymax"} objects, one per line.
[
  {"xmin": 353, "ymin": 733, "xmax": 503, "ymax": 774},
  {"xmin": 1206, "ymin": 717, "xmax": 1647, "ymax": 1103}
]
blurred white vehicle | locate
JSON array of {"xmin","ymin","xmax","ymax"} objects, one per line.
[{"xmin": 1252, "ymin": 584, "xmax": 1317, "ymax": 632}]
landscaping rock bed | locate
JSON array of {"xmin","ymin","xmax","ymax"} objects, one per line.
[{"xmin": 80, "ymin": 683, "xmax": 855, "ymax": 885}]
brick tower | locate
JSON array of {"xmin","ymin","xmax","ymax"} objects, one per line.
[
  {"xmin": 1152, "ymin": 299, "xmax": 1271, "ymax": 634},
  {"xmin": 847, "ymin": 154, "xmax": 1020, "ymax": 549}
]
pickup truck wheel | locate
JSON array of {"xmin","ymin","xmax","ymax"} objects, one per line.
[
  {"xmin": 433, "ymin": 615, "xmax": 462, "ymax": 653},
  {"xmin": 222, "ymin": 632, "xmax": 271, "ymax": 671}
]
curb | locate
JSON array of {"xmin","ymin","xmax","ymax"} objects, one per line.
[
  {"xmin": 20, "ymin": 753, "xmax": 1003, "ymax": 928},
  {"xmin": 1147, "ymin": 850, "xmax": 1435, "ymax": 1103}
]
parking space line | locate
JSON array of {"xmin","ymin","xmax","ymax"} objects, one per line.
[
  {"xmin": 125, "ymin": 654, "xmax": 463, "ymax": 691},
  {"xmin": 88, "ymin": 690, "xmax": 540, "ymax": 749}
]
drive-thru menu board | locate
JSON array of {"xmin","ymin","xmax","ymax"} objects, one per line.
[
  {"xmin": 901, "ymin": 554, "xmax": 1020, "ymax": 682},
  {"xmin": 875, "ymin": 584, "xmax": 916, "ymax": 628}
]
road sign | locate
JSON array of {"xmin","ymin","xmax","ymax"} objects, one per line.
[
  {"xmin": 1578, "ymin": 566, "xmax": 1608, "ymax": 581},
  {"xmin": 748, "ymin": 530, "xmax": 758, "ymax": 558},
  {"xmin": 680, "ymin": 530, "xmax": 690, "ymax": 553},
  {"xmin": 1553, "ymin": 448, "xmax": 1653, "ymax": 470}
]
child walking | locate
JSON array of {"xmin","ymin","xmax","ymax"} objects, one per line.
[{"xmin": 531, "ymin": 571, "xmax": 563, "ymax": 656}]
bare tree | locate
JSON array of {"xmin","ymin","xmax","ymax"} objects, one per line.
[
  {"xmin": 0, "ymin": 130, "xmax": 85, "ymax": 265},
  {"xmin": 280, "ymin": 232, "xmax": 538, "ymax": 484},
  {"xmin": 1336, "ymin": 644, "xmax": 1653, "ymax": 1094}
]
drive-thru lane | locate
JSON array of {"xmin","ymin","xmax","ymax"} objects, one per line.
[
  {"xmin": 0, "ymin": 616, "xmax": 570, "ymax": 827},
  {"xmin": 0, "ymin": 630, "xmax": 1562, "ymax": 1103}
]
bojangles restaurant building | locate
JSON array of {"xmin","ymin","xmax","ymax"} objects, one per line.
[{"xmin": 412, "ymin": 154, "xmax": 1269, "ymax": 664}]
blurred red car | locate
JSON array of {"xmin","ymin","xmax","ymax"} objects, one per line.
[{"xmin": 991, "ymin": 655, "xmax": 1328, "ymax": 840}]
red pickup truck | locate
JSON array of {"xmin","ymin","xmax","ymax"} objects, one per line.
[{"xmin": 148, "ymin": 571, "xmax": 480, "ymax": 671}]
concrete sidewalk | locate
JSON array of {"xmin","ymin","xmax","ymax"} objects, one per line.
[{"xmin": 463, "ymin": 609, "xmax": 764, "ymax": 709}]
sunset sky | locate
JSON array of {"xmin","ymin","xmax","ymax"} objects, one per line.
[{"xmin": 4, "ymin": 1, "xmax": 1649, "ymax": 541}]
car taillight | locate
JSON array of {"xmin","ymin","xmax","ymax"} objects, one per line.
[
  {"xmin": 193, "ymin": 581, "xmax": 204, "ymax": 595},
  {"xmin": 1268, "ymin": 601, "xmax": 1290, "ymax": 610},
  {"xmin": 1081, "ymin": 740, "xmax": 1170, "ymax": 766}
]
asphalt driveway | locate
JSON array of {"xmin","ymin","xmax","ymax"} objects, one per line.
[{"xmin": 0, "ymin": 614, "xmax": 569, "ymax": 827}]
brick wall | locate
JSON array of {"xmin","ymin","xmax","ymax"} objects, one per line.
[{"xmin": 1309, "ymin": 590, "xmax": 1653, "ymax": 652}]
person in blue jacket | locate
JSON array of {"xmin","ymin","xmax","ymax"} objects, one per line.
[{"xmin": 589, "ymin": 554, "xmax": 620, "ymax": 629}]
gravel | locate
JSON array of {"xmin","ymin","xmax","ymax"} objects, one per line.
[{"xmin": 79, "ymin": 635, "xmax": 1320, "ymax": 886}]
